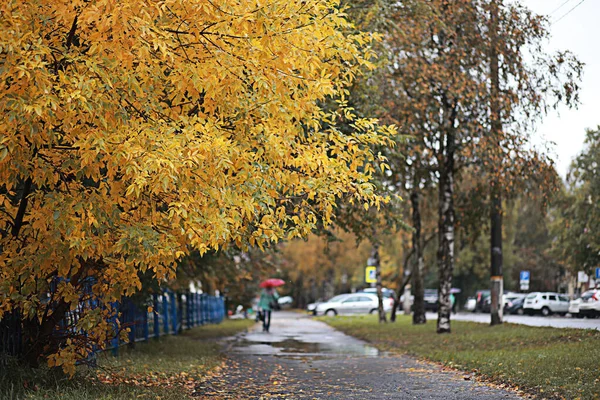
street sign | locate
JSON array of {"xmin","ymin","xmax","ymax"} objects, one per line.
[
  {"xmin": 365, "ymin": 266, "xmax": 377, "ymax": 283},
  {"xmin": 596, "ymin": 267, "xmax": 600, "ymax": 280},
  {"xmin": 578, "ymin": 271, "xmax": 589, "ymax": 283},
  {"xmin": 519, "ymin": 271, "xmax": 530, "ymax": 291}
]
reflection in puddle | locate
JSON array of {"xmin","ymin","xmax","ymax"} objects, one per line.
[{"xmin": 233, "ymin": 338, "xmax": 381, "ymax": 358}]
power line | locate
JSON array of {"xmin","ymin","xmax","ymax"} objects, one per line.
[
  {"xmin": 550, "ymin": 0, "xmax": 575, "ymax": 16},
  {"xmin": 553, "ymin": 0, "xmax": 586, "ymax": 24}
]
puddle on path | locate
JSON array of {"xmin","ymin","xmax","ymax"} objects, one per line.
[{"xmin": 231, "ymin": 337, "xmax": 384, "ymax": 359}]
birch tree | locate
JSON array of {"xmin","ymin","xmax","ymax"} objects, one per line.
[{"xmin": 385, "ymin": 0, "xmax": 580, "ymax": 332}]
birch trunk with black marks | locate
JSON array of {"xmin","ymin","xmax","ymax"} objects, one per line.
[
  {"xmin": 437, "ymin": 127, "xmax": 455, "ymax": 334},
  {"xmin": 372, "ymin": 244, "xmax": 387, "ymax": 323},
  {"xmin": 411, "ymin": 190, "xmax": 426, "ymax": 325}
]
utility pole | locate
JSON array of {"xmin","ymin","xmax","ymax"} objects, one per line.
[
  {"xmin": 369, "ymin": 243, "xmax": 387, "ymax": 323},
  {"xmin": 489, "ymin": 0, "xmax": 503, "ymax": 326}
]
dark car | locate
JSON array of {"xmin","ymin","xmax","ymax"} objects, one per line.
[
  {"xmin": 505, "ymin": 296, "xmax": 525, "ymax": 315},
  {"xmin": 424, "ymin": 289, "xmax": 438, "ymax": 312},
  {"xmin": 422, "ymin": 289, "xmax": 459, "ymax": 312},
  {"xmin": 473, "ymin": 290, "xmax": 491, "ymax": 313}
]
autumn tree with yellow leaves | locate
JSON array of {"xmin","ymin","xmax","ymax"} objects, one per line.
[{"xmin": 0, "ymin": 0, "xmax": 394, "ymax": 370}]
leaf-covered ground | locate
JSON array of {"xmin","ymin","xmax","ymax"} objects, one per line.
[
  {"xmin": 0, "ymin": 319, "xmax": 254, "ymax": 400},
  {"xmin": 322, "ymin": 314, "xmax": 600, "ymax": 400},
  {"xmin": 195, "ymin": 311, "xmax": 522, "ymax": 399}
]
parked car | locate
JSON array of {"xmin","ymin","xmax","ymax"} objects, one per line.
[
  {"xmin": 473, "ymin": 290, "xmax": 490, "ymax": 313},
  {"xmin": 523, "ymin": 292, "xmax": 570, "ymax": 316},
  {"xmin": 307, "ymin": 298, "xmax": 324, "ymax": 315},
  {"xmin": 423, "ymin": 289, "xmax": 458, "ymax": 312},
  {"xmin": 464, "ymin": 297, "xmax": 477, "ymax": 312},
  {"xmin": 424, "ymin": 289, "xmax": 439, "ymax": 312},
  {"xmin": 360, "ymin": 287, "xmax": 395, "ymax": 299},
  {"xmin": 505, "ymin": 296, "xmax": 525, "ymax": 315},
  {"xmin": 504, "ymin": 292, "xmax": 526, "ymax": 307},
  {"xmin": 473, "ymin": 291, "xmax": 524, "ymax": 313},
  {"xmin": 577, "ymin": 290, "xmax": 600, "ymax": 318},
  {"xmin": 314, "ymin": 293, "xmax": 393, "ymax": 316},
  {"xmin": 277, "ymin": 296, "xmax": 293, "ymax": 309},
  {"xmin": 503, "ymin": 293, "xmax": 526, "ymax": 314},
  {"xmin": 568, "ymin": 296, "xmax": 582, "ymax": 318}
]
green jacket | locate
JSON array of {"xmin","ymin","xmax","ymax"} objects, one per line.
[{"xmin": 258, "ymin": 289, "xmax": 279, "ymax": 311}]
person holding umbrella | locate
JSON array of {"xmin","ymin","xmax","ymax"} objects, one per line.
[{"xmin": 258, "ymin": 279, "xmax": 284, "ymax": 332}]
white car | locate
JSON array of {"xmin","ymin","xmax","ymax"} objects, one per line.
[
  {"xmin": 523, "ymin": 292, "xmax": 570, "ymax": 316},
  {"xmin": 464, "ymin": 297, "xmax": 477, "ymax": 312},
  {"xmin": 569, "ymin": 297, "xmax": 582, "ymax": 317},
  {"xmin": 277, "ymin": 296, "xmax": 293, "ymax": 309},
  {"xmin": 307, "ymin": 299, "xmax": 323, "ymax": 315},
  {"xmin": 577, "ymin": 290, "xmax": 600, "ymax": 318},
  {"xmin": 315, "ymin": 293, "xmax": 393, "ymax": 316}
]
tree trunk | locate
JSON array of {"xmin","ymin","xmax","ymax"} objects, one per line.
[
  {"xmin": 372, "ymin": 244, "xmax": 387, "ymax": 323},
  {"xmin": 437, "ymin": 130, "xmax": 455, "ymax": 334},
  {"xmin": 390, "ymin": 289, "xmax": 399, "ymax": 322},
  {"xmin": 489, "ymin": 0, "xmax": 504, "ymax": 326},
  {"xmin": 22, "ymin": 300, "xmax": 70, "ymax": 367},
  {"xmin": 411, "ymin": 190, "xmax": 427, "ymax": 325},
  {"xmin": 390, "ymin": 271, "xmax": 412, "ymax": 322}
]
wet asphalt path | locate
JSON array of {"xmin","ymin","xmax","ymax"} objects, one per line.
[{"xmin": 194, "ymin": 312, "xmax": 522, "ymax": 399}]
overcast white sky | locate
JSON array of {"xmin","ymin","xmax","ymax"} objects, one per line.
[{"xmin": 524, "ymin": 0, "xmax": 598, "ymax": 179}]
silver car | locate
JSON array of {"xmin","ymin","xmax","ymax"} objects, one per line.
[{"xmin": 315, "ymin": 293, "xmax": 393, "ymax": 316}]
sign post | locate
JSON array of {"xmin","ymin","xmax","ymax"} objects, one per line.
[
  {"xmin": 519, "ymin": 270, "xmax": 530, "ymax": 292},
  {"xmin": 365, "ymin": 266, "xmax": 377, "ymax": 284}
]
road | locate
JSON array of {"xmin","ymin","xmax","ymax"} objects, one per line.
[
  {"xmin": 195, "ymin": 311, "xmax": 522, "ymax": 399},
  {"xmin": 427, "ymin": 312, "xmax": 600, "ymax": 330}
]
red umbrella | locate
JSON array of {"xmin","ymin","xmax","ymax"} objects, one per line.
[{"xmin": 259, "ymin": 278, "xmax": 285, "ymax": 288}]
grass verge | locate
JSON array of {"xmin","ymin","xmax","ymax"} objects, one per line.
[
  {"xmin": 0, "ymin": 319, "xmax": 255, "ymax": 400},
  {"xmin": 320, "ymin": 314, "xmax": 600, "ymax": 400}
]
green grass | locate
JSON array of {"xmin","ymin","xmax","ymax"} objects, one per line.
[
  {"xmin": 0, "ymin": 319, "xmax": 255, "ymax": 400},
  {"xmin": 320, "ymin": 315, "xmax": 600, "ymax": 400}
]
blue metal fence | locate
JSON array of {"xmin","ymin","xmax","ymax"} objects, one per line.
[
  {"xmin": 0, "ymin": 311, "xmax": 22, "ymax": 358},
  {"xmin": 114, "ymin": 292, "xmax": 225, "ymax": 347},
  {"xmin": 0, "ymin": 291, "xmax": 225, "ymax": 360}
]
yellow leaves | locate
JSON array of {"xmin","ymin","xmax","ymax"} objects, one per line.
[{"xmin": 0, "ymin": 0, "xmax": 394, "ymax": 374}]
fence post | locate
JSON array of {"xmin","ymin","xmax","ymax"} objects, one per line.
[
  {"xmin": 187, "ymin": 292, "xmax": 193, "ymax": 329},
  {"xmin": 127, "ymin": 301, "xmax": 136, "ymax": 348},
  {"xmin": 177, "ymin": 293, "xmax": 184, "ymax": 334},
  {"xmin": 200, "ymin": 295, "xmax": 206, "ymax": 325},
  {"xmin": 219, "ymin": 297, "xmax": 225, "ymax": 322},
  {"xmin": 153, "ymin": 294, "xmax": 160, "ymax": 339},
  {"xmin": 110, "ymin": 302, "xmax": 120, "ymax": 356},
  {"xmin": 143, "ymin": 302, "xmax": 149, "ymax": 342},
  {"xmin": 196, "ymin": 293, "xmax": 202, "ymax": 325},
  {"xmin": 163, "ymin": 292, "xmax": 170, "ymax": 335},
  {"xmin": 170, "ymin": 291, "xmax": 177, "ymax": 335}
]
